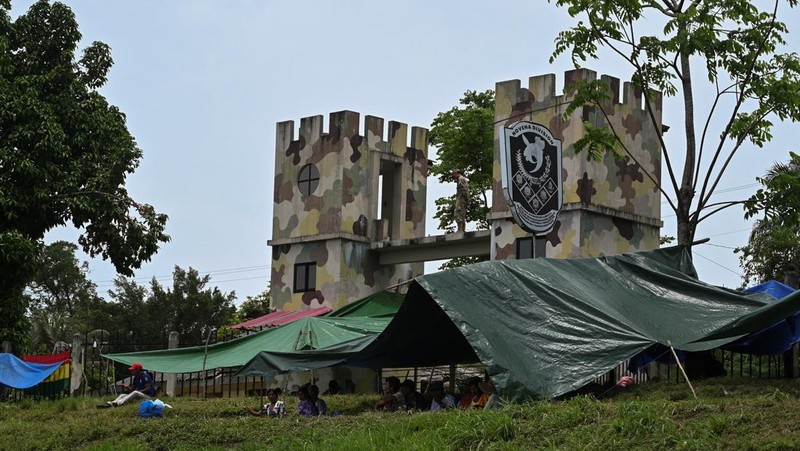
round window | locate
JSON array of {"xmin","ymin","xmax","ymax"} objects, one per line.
[{"xmin": 297, "ymin": 164, "xmax": 320, "ymax": 196}]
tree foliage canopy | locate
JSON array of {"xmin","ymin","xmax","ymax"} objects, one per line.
[
  {"xmin": 0, "ymin": 1, "xmax": 169, "ymax": 345},
  {"xmin": 237, "ymin": 289, "xmax": 272, "ymax": 321},
  {"xmin": 737, "ymin": 152, "xmax": 800, "ymax": 286},
  {"xmin": 428, "ymin": 90, "xmax": 494, "ymax": 233},
  {"xmin": 550, "ymin": 0, "xmax": 800, "ymax": 245},
  {"xmin": 148, "ymin": 267, "xmax": 237, "ymax": 344},
  {"xmin": 24, "ymin": 239, "xmax": 239, "ymax": 349}
]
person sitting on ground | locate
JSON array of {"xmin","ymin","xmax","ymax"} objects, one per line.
[
  {"xmin": 296, "ymin": 386, "xmax": 319, "ymax": 418},
  {"xmin": 458, "ymin": 379, "xmax": 486, "ymax": 409},
  {"xmin": 428, "ymin": 381, "xmax": 457, "ymax": 411},
  {"xmin": 375, "ymin": 376, "xmax": 405, "ymax": 412},
  {"xmin": 308, "ymin": 384, "xmax": 327, "ymax": 416},
  {"xmin": 401, "ymin": 379, "xmax": 425, "ymax": 411},
  {"xmin": 99, "ymin": 363, "xmax": 156, "ymax": 408},
  {"xmin": 244, "ymin": 388, "xmax": 285, "ymax": 417},
  {"xmin": 322, "ymin": 380, "xmax": 340, "ymax": 395},
  {"xmin": 478, "ymin": 378, "xmax": 500, "ymax": 410}
]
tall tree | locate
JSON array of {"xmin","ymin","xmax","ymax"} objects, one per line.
[
  {"xmin": 0, "ymin": 1, "xmax": 169, "ymax": 345},
  {"xmin": 429, "ymin": 90, "xmax": 494, "ymax": 233},
  {"xmin": 26, "ymin": 241, "xmax": 98, "ymax": 316},
  {"xmin": 550, "ymin": 0, "xmax": 800, "ymax": 246},
  {"xmin": 237, "ymin": 288, "xmax": 272, "ymax": 321},
  {"xmin": 149, "ymin": 267, "xmax": 237, "ymax": 344},
  {"xmin": 429, "ymin": 90, "xmax": 494, "ymax": 269},
  {"xmin": 24, "ymin": 240, "xmax": 111, "ymax": 349},
  {"xmin": 106, "ymin": 276, "xmax": 152, "ymax": 340},
  {"xmin": 737, "ymin": 152, "xmax": 800, "ymax": 286}
]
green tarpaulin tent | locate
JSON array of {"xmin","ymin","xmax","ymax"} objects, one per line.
[
  {"xmin": 102, "ymin": 316, "xmax": 390, "ymax": 373},
  {"xmin": 108, "ymin": 246, "xmax": 800, "ymax": 401},
  {"xmin": 326, "ymin": 290, "xmax": 404, "ymax": 318},
  {"xmin": 344, "ymin": 246, "xmax": 800, "ymax": 400}
]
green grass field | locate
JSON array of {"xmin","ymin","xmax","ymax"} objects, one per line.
[{"xmin": 3, "ymin": 378, "xmax": 800, "ymax": 450}]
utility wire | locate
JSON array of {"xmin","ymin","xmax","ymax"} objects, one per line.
[
  {"xmin": 693, "ymin": 251, "xmax": 742, "ymax": 277},
  {"xmin": 93, "ymin": 265, "xmax": 270, "ymax": 288},
  {"xmin": 660, "ymin": 182, "xmax": 759, "ymax": 206}
]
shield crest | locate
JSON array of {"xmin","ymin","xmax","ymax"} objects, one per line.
[{"xmin": 499, "ymin": 121, "xmax": 563, "ymax": 235}]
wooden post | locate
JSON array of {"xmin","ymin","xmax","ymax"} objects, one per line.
[
  {"xmin": 70, "ymin": 333, "xmax": 83, "ymax": 396},
  {"xmin": 668, "ymin": 341, "xmax": 697, "ymax": 399},
  {"xmin": 166, "ymin": 331, "xmax": 179, "ymax": 396},
  {"xmin": 785, "ymin": 272, "xmax": 799, "ymax": 378},
  {"xmin": 1, "ymin": 341, "xmax": 10, "ymax": 399}
]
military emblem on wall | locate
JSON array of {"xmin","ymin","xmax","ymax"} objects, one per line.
[{"xmin": 499, "ymin": 121, "xmax": 563, "ymax": 235}]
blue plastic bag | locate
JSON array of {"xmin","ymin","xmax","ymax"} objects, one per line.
[{"xmin": 138, "ymin": 399, "xmax": 165, "ymax": 418}]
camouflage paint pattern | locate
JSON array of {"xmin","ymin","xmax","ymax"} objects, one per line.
[
  {"xmin": 492, "ymin": 70, "xmax": 663, "ymax": 259},
  {"xmin": 271, "ymin": 111, "xmax": 427, "ymax": 311}
]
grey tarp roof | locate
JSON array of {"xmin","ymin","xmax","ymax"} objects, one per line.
[{"xmin": 344, "ymin": 246, "xmax": 800, "ymax": 400}]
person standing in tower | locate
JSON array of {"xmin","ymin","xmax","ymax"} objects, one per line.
[{"xmin": 452, "ymin": 170, "xmax": 469, "ymax": 233}]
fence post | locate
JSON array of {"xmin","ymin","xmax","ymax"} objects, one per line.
[
  {"xmin": 785, "ymin": 272, "xmax": 800, "ymax": 378},
  {"xmin": 70, "ymin": 333, "xmax": 84, "ymax": 396},
  {"xmin": 1, "ymin": 341, "xmax": 10, "ymax": 400},
  {"xmin": 166, "ymin": 331, "xmax": 179, "ymax": 396}
]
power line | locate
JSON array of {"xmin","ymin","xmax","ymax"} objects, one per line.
[
  {"xmin": 660, "ymin": 183, "xmax": 759, "ymax": 205},
  {"xmin": 93, "ymin": 265, "xmax": 271, "ymax": 288},
  {"xmin": 705, "ymin": 243, "xmax": 739, "ymax": 250},
  {"xmin": 707, "ymin": 227, "xmax": 751, "ymax": 238},
  {"xmin": 693, "ymin": 251, "xmax": 742, "ymax": 277}
]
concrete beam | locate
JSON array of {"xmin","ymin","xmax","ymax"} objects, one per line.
[{"xmin": 371, "ymin": 230, "xmax": 491, "ymax": 265}]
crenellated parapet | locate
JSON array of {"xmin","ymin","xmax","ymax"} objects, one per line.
[
  {"xmin": 271, "ymin": 110, "xmax": 427, "ymax": 311},
  {"xmin": 273, "ymin": 110, "xmax": 428, "ymax": 242},
  {"xmin": 492, "ymin": 69, "xmax": 663, "ymax": 260}
]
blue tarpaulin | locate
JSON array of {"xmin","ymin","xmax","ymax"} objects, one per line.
[
  {"xmin": 721, "ymin": 281, "xmax": 800, "ymax": 355},
  {"xmin": 742, "ymin": 280, "xmax": 797, "ymax": 300},
  {"xmin": 629, "ymin": 281, "xmax": 799, "ymax": 372},
  {"xmin": 0, "ymin": 353, "xmax": 64, "ymax": 389}
]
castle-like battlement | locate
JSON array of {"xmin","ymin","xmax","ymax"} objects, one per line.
[
  {"xmin": 270, "ymin": 109, "xmax": 428, "ymax": 312},
  {"xmin": 492, "ymin": 68, "xmax": 663, "ymax": 260},
  {"xmin": 276, "ymin": 110, "xmax": 427, "ymax": 157},
  {"xmin": 495, "ymin": 69, "xmax": 663, "ymax": 127}
]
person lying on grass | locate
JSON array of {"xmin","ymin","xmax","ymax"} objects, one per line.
[{"xmin": 244, "ymin": 388, "xmax": 285, "ymax": 418}]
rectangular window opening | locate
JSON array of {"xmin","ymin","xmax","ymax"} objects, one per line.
[
  {"xmin": 516, "ymin": 237, "xmax": 534, "ymax": 260},
  {"xmin": 293, "ymin": 262, "xmax": 317, "ymax": 293}
]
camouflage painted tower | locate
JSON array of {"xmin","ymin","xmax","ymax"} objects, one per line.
[
  {"xmin": 491, "ymin": 69, "xmax": 663, "ymax": 259},
  {"xmin": 270, "ymin": 111, "xmax": 428, "ymax": 310}
]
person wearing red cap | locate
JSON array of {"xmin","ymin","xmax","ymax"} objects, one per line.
[{"xmin": 98, "ymin": 362, "xmax": 155, "ymax": 408}]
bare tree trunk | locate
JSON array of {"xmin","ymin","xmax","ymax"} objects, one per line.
[{"xmin": 677, "ymin": 50, "xmax": 697, "ymax": 246}]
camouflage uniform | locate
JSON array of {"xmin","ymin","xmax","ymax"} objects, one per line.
[{"xmin": 454, "ymin": 174, "xmax": 469, "ymax": 233}]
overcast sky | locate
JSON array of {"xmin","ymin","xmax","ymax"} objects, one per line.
[{"xmin": 11, "ymin": 1, "xmax": 800, "ymax": 303}]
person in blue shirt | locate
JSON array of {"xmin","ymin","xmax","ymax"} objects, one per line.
[{"xmin": 98, "ymin": 362, "xmax": 156, "ymax": 408}]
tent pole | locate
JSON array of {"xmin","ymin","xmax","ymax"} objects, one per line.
[
  {"xmin": 260, "ymin": 376, "xmax": 264, "ymax": 408},
  {"xmin": 292, "ymin": 331, "xmax": 303, "ymax": 352},
  {"xmin": 667, "ymin": 341, "xmax": 697, "ymax": 399},
  {"xmin": 385, "ymin": 279, "xmax": 414, "ymax": 291},
  {"xmin": 423, "ymin": 366, "xmax": 436, "ymax": 395},
  {"xmin": 201, "ymin": 327, "xmax": 215, "ymax": 399}
]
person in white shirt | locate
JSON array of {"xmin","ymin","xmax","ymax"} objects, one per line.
[
  {"xmin": 376, "ymin": 376, "xmax": 405, "ymax": 412},
  {"xmin": 244, "ymin": 388, "xmax": 286, "ymax": 417},
  {"xmin": 428, "ymin": 381, "xmax": 456, "ymax": 411}
]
